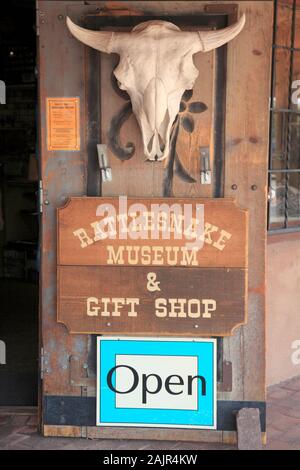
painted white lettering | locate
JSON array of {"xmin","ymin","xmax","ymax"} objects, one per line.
[
  {"xmin": 155, "ymin": 298, "xmax": 168, "ymax": 317},
  {"xmin": 213, "ymin": 230, "xmax": 232, "ymax": 251},
  {"xmin": 126, "ymin": 298, "xmax": 139, "ymax": 317},
  {"xmin": 87, "ymin": 297, "xmax": 100, "ymax": 316},
  {"xmin": 106, "ymin": 246, "xmax": 125, "ymax": 265},
  {"xmin": 202, "ymin": 299, "xmax": 216, "ymax": 318},
  {"xmin": 180, "ymin": 248, "xmax": 198, "ymax": 266},
  {"xmin": 73, "ymin": 228, "xmax": 93, "ymax": 248}
]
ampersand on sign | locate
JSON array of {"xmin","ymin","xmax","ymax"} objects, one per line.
[{"xmin": 146, "ymin": 272, "xmax": 161, "ymax": 292}]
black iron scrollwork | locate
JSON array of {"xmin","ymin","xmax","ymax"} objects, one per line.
[{"xmin": 108, "ymin": 101, "xmax": 135, "ymax": 161}]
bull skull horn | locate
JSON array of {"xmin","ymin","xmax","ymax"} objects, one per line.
[
  {"xmin": 66, "ymin": 15, "xmax": 246, "ymax": 162},
  {"xmin": 66, "ymin": 17, "xmax": 120, "ymax": 53},
  {"xmin": 196, "ymin": 14, "xmax": 246, "ymax": 52}
]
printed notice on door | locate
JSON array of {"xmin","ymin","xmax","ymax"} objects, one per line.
[{"xmin": 47, "ymin": 97, "xmax": 80, "ymax": 151}]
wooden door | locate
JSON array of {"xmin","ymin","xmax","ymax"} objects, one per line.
[{"xmin": 38, "ymin": 1, "xmax": 273, "ymax": 444}]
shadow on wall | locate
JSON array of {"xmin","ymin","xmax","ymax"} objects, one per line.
[{"xmin": 267, "ymin": 236, "xmax": 300, "ymax": 386}]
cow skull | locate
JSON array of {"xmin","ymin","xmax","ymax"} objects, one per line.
[{"xmin": 67, "ymin": 15, "xmax": 245, "ymax": 161}]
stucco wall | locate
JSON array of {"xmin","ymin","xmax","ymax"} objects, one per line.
[{"xmin": 267, "ymin": 235, "xmax": 300, "ymax": 386}]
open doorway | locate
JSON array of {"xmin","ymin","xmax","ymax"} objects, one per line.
[{"xmin": 0, "ymin": 0, "xmax": 38, "ymax": 406}]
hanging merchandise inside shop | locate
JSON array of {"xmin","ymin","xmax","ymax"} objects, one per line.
[{"xmin": 0, "ymin": 0, "xmax": 38, "ymax": 406}]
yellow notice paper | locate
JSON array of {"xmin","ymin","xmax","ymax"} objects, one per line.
[{"xmin": 47, "ymin": 97, "xmax": 80, "ymax": 151}]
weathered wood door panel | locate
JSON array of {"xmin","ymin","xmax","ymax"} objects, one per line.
[{"xmin": 38, "ymin": 1, "xmax": 273, "ymax": 443}]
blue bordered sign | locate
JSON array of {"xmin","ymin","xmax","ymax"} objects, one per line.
[{"xmin": 96, "ymin": 337, "xmax": 216, "ymax": 429}]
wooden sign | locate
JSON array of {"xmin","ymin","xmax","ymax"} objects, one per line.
[{"xmin": 57, "ymin": 197, "xmax": 248, "ymax": 336}]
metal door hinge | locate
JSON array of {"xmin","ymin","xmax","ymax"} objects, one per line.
[
  {"xmin": 36, "ymin": 7, "xmax": 40, "ymax": 37},
  {"xmin": 39, "ymin": 180, "xmax": 43, "ymax": 213},
  {"xmin": 40, "ymin": 347, "xmax": 44, "ymax": 380}
]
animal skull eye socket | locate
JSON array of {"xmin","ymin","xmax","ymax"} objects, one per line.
[{"xmin": 117, "ymin": 80, "xmax": 126, "ymax": 91}]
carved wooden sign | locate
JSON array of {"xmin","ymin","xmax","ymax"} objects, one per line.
[{"xmin": 57, "ymin": 197, "xmax": 248, "ymax": 336}]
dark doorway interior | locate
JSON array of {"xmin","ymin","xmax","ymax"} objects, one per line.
[{"xmin": 0, "ymin": 0, "xmax": 38, "ymax": 406}]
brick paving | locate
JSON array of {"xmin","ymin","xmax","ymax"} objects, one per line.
[
  {"xmin": 1, "ymin": 376, "xmax": 300, "ymax": 450},
  {"xmin": 266, "ymin": 375, "xmax": 300, "ymax": 450}
]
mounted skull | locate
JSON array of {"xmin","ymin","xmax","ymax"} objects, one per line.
[{"xmin": 67, "ymin": 15, "xmax": 245, "ymax": 161}]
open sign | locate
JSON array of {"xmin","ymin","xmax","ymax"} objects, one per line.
[{"xmin": 97, "ymin": 337, "xmax": 216, "ymax": 429}]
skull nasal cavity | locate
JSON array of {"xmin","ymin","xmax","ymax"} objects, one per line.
[
  {"xmin": 147, "ymin": 133, "xmax": 166, "ymax": 154},
  {"xmin": 144, "ymin": 77, "xmax": 168, "ymax": 130}
]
